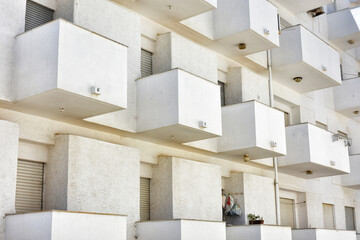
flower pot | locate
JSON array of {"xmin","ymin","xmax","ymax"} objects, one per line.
[{"xmin": 249, "ymin": 220, "xmax": 264, "ymax": 225}]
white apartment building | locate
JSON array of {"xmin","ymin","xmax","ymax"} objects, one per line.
[{"xmin": 1, "ymin": 0, "xmax": 360, "ymax": 239}]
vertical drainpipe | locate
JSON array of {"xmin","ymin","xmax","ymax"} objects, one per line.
[{"xmin": 267, "ymin": 47, "xmax": 281, "ymax": 226}]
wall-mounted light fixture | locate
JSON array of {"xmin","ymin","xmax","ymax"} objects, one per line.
[
  {"xmin": 293, "ymin": 77, "xmax": 303, "ymax": 83},
  {"xmin": 238, "ymin": 43, "xmax": 246, "ymax": 50},
  {"xmin": 307, "ymin": 7, "xmax": 325, "ymax": 17},
  {"xmin": 243, "ymin": 154, "xmax": 250, "ymax": 162},
  {"xmin": 348, "ymin": 39, "xmax": 355, "ymax": 45},
  {"xmin": 306, "ymin": 170, "xmax": 313, "ymax": 175}
]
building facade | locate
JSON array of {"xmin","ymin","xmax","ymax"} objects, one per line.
[{"xmin": 1, "ymin": 0, "xmax": 360, "ymax": 239}]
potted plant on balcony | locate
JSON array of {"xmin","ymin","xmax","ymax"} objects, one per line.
[{"xmin": 248, "ymin": 214, "xmax": 264, "ymax": 225}]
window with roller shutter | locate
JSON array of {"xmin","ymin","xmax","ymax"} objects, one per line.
[{"xmin": 25, "ymin": 0, "xmax": 54, "ymax": 32}]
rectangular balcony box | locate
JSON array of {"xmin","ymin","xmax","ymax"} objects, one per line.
[
  {"xmin": 328, "ymin": 7, "xmax": 360, "ymax": 50},
  {"xmin": 113, "ymin": 0, "xmax": 217, "ymax": 21},
  {"xmin": 136, "ymin": 219, "xmax": 226, "ymax": 240},
  {"xmin": 5, "ymin": 211, "xmax": 127, "ymax": 240},
  {"xmin": 271, "ymin": 25, "xmax": 341, "ymax": 93},
  {"xmin": 333, "ymin": 78, "xmax": 360, "ymax": 118},
  {"xmin": 278, "ymin": 123, "xmax": 350, "ymax": 179},
  {"xmin": 217, "ymin": 101, "xmax": 286, "ymax": 160},
  {"xmin": 154, "ymin": 32, "xmax": 218, "ymax": 84},
  {"xmin": 227, "ymin": 225, "xmax": 292, "ymax": 240},
  {"xmin": 341, "ymin": 155, "xmax": 360, "ymax": 189},
  {"xmin": 292, "ymin": 229, "xmax": 356, "ymax": 240},
  {"xmin": 213, "ymin": 0, "xmax": 279, "ymax": 56},
  {"xmin": 274, "ymin": 0, "xmax": 333, "ymax": 14},
  {"xmin": 136, "ymin": 69, "xmax": 222, "ymax": 143},
  {"xmin": 14, "ymin": 19, "xmax": 127, "ymax": 119}
]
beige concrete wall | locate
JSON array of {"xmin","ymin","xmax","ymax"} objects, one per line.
[
  {"xmin": 44, "ymin": 135, "xmax": 140, "ymax": 240},
  {"xmin": 0, "ymin": 120, "xmax": 19, "ymax": 240},
  {"xmin": 151, "ymin": 157, "xmax": 223, "ymax": 221}
]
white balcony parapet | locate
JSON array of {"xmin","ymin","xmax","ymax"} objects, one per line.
[
  {"xmin": 136, "ymin": 69, "xmax": 222, "ymax": 143},
  {"xmin": 271, "ymin": 25, "xmax": 341, "ymax": 93},
  {"xmin": 113, "ymin": 0, "xmax": 217, "ymax": 21},
  {"xmin": 341, "ymin": 155, "xmax": 360, "ymax": 189},
  {"xmin": 227, "ymin": 225, "xmax": 292, "ymax": 240},
  {"xmin": 5, "ymin": 211, "xmax": 127, "ymax": 240},
  {"xmin": 333, "ymin": 78, "xmax": 360, "ymax": 118},
  {"xmin": 292, "ymin": 228, "xmax": 356, "ymax": 240},
  {"xmin": 217, "ymin": 101, "xmax": 286, "ymax": 160},
  {"xmin": 273, "ymin": 0, "xmax": 333, "ymax": 14},
  {"xmin": 213, "ymin": 0, "xmax": 279, "ymax": 56},
  {"xmin": 14, "ymin": 19, "xmax": 127, "ymax": 119},
  {"xmin": 278, "ymin": 123, "xmax": 350, "ymax": 179},
  {"xmin": 328, "ymin": 7, "xmax": 360, "ymax": 50},
  {"xmin": 136, "ymin": 219, "xmax": 226, "ymax": 240}
]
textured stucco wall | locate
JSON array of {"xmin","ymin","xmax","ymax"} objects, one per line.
[
  {"xmin": 224, "ymin": 173, "xmax": 276, "ymax": 225},
  {"xmin": 0, "ymin": 0, "xmax": 26, "ymax": 102},
  {"xmin": 153, "ymin": 32, "xmax": 218, "ymax": 83},
  {"xmin": 44, "ymin": 135, "xmax": 140, "ymax": 240},
  {"xmin": 151, "ymin": 157, "xmax": 222, "ymax": 221},
  {"xmin": 0, "ymin": 120, "xmax": 19, "ymax": 240}
]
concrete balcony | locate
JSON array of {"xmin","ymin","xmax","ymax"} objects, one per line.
[
  {"xmin": 114, "ymin": 0, "xmax": 217, "ymax": 21},
  {"xmin": 341, "ymin": 155, "xmax": 360, "ymax": 189},
  {"xmin": 227, "ymin": 225, "xmax": 292, "ymax": 240},
  {"xmin": 274, "ymin": 0, "xmax": 333, "ymax": 14},
  {"xmin": 278, "ymin": 123, "xmax": 350, "ymax": 179},
  {"xmin": 5, "ymin": 211, "xmax": 127, "ymax": 240},
  {"xmin": 292, "ymin": 229, "xmax": 356, "ymax": 240},
  {"xmin": 218, "ymin": 101, "xmax": 286, "ymax": 160},
  {"xmin": 328, "ymin": 7, "xmax": 360, "ymax": 50},
  {"xmin": 136, "ymin": 69, "xmax": 222, "ymax": 143},
  {"xmin": 213, "ymin": 0, "xmax": 279, "ymax": 56},
  {"xmin": 14, "ymin": 19, "xmax": 127, "ymax": 119},
  {"xmin": 136, "ymin": 219, "xmax": 226, "ymax": 240},
  {"xmin": 271, "ymin": 25, "xmax": 341, "ymax": 93},
  {"xmin": 333, "ymin": 78, "xmax": 360, "ymax": 118}
]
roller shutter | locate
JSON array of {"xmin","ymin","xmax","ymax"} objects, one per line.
[
  {"xmin": 25, "ymin": 0, "xmax": 54, "ymax": 32},
  {"xmin": 140, "ymin": 177, "xmax": 150, "ymax": 221},
  {"xmin": 15, "ymin": 160, "xmax": 44, "ymax": 213},
  {"xmin": 141, "ymin": 49, "xmax": 153, "ymax": 78}
]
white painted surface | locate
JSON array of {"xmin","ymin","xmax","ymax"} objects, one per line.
[
  {"xmin": 153, "ymin": 32, "xmax": 218, "ymax": 83},
  {"xmin": 272, "ymin": 25, "xmax": 341, "ymax": 93},
  {"xmin": 328, "ymin": 7, "xmax": 360, "ymax": 50},
  {"xmin": 213, "ymin": 0, "xmax": 279, "ymax": 55},
  {"xmin": 0, "ymin": 121, "xmax": 19, "ymax": 240},
  {"xmin": 226, "ymin": 225, "xmax": 292, "ymax": 240},
  {"xmin": 136, "ymin": 69, "xmax": 222, "ymax": 143},
  {"xmin": 43, "ymin": 135, "xmax": 140, "ymax": 240},
  {"xmin": 14, "ymin": 19, "xmax": 127, "ymax": 119},
  {"xmin": 278, "ymin": 123, "xmax": 350, "ymax": 178},
  {"xmin": 136, "ymin": 220, "xmax": 226, "ymax": 240},
  {"xmin": 151, "ymin": 157, "xmax": 222, "ymax": 221},
  {"xmin": 111, "ymin": 0, "xmax": 216, "ymax": 22},
  {"xmin": 5, "ymin": 211, "xmax": 127, "ymax": 240},
  {"xmin": 333, "ymin": 78, "xmax": 360, "ymax": 118},
  {"xmin": 218, "ymin": 101, "xmax": 286, "ymax": 160},
  {"xmin": 341, "ymin": 155, "xmax": 360, "ymax": 188},
  {"xmin": 292, "ymin": 228, "xmax": 356, "ymax": 240}
]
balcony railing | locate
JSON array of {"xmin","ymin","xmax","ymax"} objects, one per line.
[
  {"xmin": 333, "ymin": 77, "xmax": 360, "ymax": 118},
  {"xmin": 271, "ymin": 25, "xmax": 342, "ymax": 93},
  {"xmin": 136, "ymin": 219, "xmax": 226, "ymax": 240},
  {"xmin": 227, "ymin": 225, "xmax": 292, "ymax": 240},
  {"xmin": 328, "ymin": 6, "xmax": 360, "ymax": 50},
  {"xmin": 292, "ymin": 229, "xmax": 356, "ymax": 240},
  {"xmin": 14, "ymin": 19, "xmax": 127, "ymax": 119},
  {"xmin": 5, "ymin": 211, "xmax": 127, "ymax": 240},
  {"xmin": 136, "ymin": 69, "xmax": 222, "ymax": 143},
  {"xmin": 278, "ymin": 123, "xmax": 350, "ymax": 178}
]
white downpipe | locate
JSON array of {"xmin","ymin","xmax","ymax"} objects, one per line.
[{"xmin": 267, "ymin": 49, "xmax": 281, "ymax": 226}]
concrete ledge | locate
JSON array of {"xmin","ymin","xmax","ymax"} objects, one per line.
[
  {"xmin": 226, "ymin": 224, "xmax": 292, "ymax": 240},
  {"xmin": 5, "ymin": 211, "xmax": 127, "ymax": 240},
  {"xmin": 292, "ymin": 228, "xmax": 357, "ymax": 240}
]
